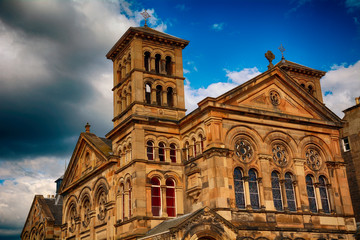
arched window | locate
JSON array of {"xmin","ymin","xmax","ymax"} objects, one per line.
[
  {"xmin": 151, "ymin": 177, "xmax": 161, "ymax": 216},
  {"xmin": 123, "ymin": 90, "xmax": 128, "ymax": 107},
  {"xmin": 166, "ymin": 178, "xmax": 176, "ymax": 217},
  {"xmin": 68, "ymin": 203, "xmax": 77, "ymax": 233},
  {"xmin": 167, "ymin": 87, "xmax": 173, "ymax": 107},
  {"xmin": 145, "ymin": 83, "xmax": 151, "ymax": 104},
  {"xmin": 121, "ymin": 183, "xmax": 125, "ymax": 219},
  {"xmin": 123, "ymin": 146, "xmax": 127, "ymax": 163},
  {"xmin": 319, "ymin": 176, "xmax": 330, "ymax": 213},
  {"xmin": 147, "ymin": 141, "xmax": 154, "ymax": 160},
  {"xmin": 127, "ymin": 180, "xmax": 132, "ymax": 217},
  {"xmin": 308, "ymin": 85, "xmax": 314, "ymax": 95},
  {"xmin": 165, "ymin": 56, "xmax": 172, "ymax": 75},
  {"xmin": 144, "ymin": 51, "xmax": 150, "ymax": 71},
  {"xmin": 199, "ymin": 134, "xmax": 204, "ymax": 153},
  {"xmin": 170, "ymin": 144, "xmax": 176, "ymax": 163},
  {"xmin": 127, "ymin": 143, "xmax": 132, "ymax": 162},
  {"xmin": 156, "ymin": 85, "xmax": 162, "ymax": 106},
  {"xmin": 249, "ymin": 169, "xmax": 260, "ymax": 209},
  {"xmin": 97, "ymin": 190, "xmax": 107, "ymax": 220},
  {"xmin": 306, "ymin": 175, "xmax": 317, "ymax": 213},
  {"xmin": 155, "ymin": 54, "xmax": 161, "ymax": 73},
  {"xmin": 285, "ymin": 173, "xmax": 296, "ymax": 212},
  {"xmin": 271, "ymin": 171, "xmax": 283, "ymax": 211},
  {"xmin": 184, "ymin": 141, "xmax": 190, "ymax": 160},
  {"xmin": 159, "ymin": 142, "xmax": 165, "ymax": 162},
  {"xmin": 234, "ymin": 167, "xmax": 245, "ymax": 209},
  {"xmin": 192, "ymin": 138, "xmax": 197, "ymax": 157}
]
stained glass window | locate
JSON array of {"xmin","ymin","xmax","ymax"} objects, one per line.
[
  {"xmin": 166, "ymin": 178, "xmax": 176, "ymax": 217},
  {"xmin": 159, "ymin": 142, "xmax": 165, "ymax": 161},
  {"xmin": 306, "ymin": 175, "xmax": 317, "ymax": 213},
  {"xmin": 147, "ymin": 141, "xmax": 154, "ymax": 160},
  {"xmin": 271, "ymin": 171, "xmax": 283, "ymax": 211},
  {"xmin": 319, "ymin": 176, "xmax": 330, "ymax": 213},
  {"xmin": 151, "ymin": 177, "xmax": 161, "ymax": 216},
  {"xmin": 170, "ymin": 144, "xmax": 176, "ymax": 163},
  {"xmin": 234, "ymin": 168, "xmax": 245, "ymax": 209},
  {"xmin": 285, "ymin": 173, "xmax": 296, "ymax": 212},
  {"xmin": 249, "ymin": 169, "xmax": 260, "ymax": 209}
]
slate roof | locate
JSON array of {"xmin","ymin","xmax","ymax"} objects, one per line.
[
  {"xmin": 82, "ymin": 132, "xmax": 113, "ymax": 157},
  {"xmin": 141, "ymin": 208, "xmax": 203, "ymax": 238},
  {"xmin": 44, "ymin": 197, "xmax": 63, "ymax": 226}
]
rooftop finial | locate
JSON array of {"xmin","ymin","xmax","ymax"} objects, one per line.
[
  {"xmin": 141, "ymin": 10, "xmax": 151, "ymax": 27},
  {"xmin": 278, "ymin": 44, "xmax": 286, "ymax": 63},
  {"xmin": 265, "ymin": 50, "xmax": 275, "ymax": 70},
  {"xmin": 85, "ymin": 122, "xmax": 91, "ymax": 133}
]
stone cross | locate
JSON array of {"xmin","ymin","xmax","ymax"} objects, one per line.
[
  {"xmin": 141, "ymin": 10, "xmax": 151, "ymax": 27},
  {"xmin": 279, "ymin": 44, "xmax": 286, "ymax": 62}
]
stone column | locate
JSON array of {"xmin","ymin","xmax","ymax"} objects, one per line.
[
  {"xmin": 125, "ymin": 60, "xmax": 130, "ymax": 75},
  {"xmin": 293, "ymin": 158, "xmax": 307, "ymax": 211},
  {"xmin": 314, "ymin": 182, "xmax": 323, "ymax": 213},
  {"xmin": 150, "ymin": 57, "xmax": 155, "ymax": 72},
  {"xmin": 327, "ymin": 183, "xmax": 335, "ymax": 213},
  {"xmin": 280, "ymin": 179, "xmax": 288, "ymax": 211},
  {"xmin": 165, "ymin": 147, "xmax": 170, "ymax": 163},
  {"xmin": 121, "ymin": 97, "xmax": 126, "ymax": 110},
  {"xmin": 293, "ymin": 181, "xmax": 302, "ymax": 212},
  {"xmin": 258, "ymin": 154, "xmax": 272, "ymax": 210},
  {"xmin": 124, "ymin": 191, "xmax": 129, "ymax": 220},
  {"xmin": 173, "ymin": 91, "xmax": 178, "ymax": 107},
  {"xmin": 161, "ymin": 185, "xmax": 168, "ymax": 217},
  {"xmin": 162, "ymin": 90, "xmax": 168, "ymax": 106},
  {"xmin": 243, "ymin": 176, "xmax": 251, "ymax": 209},
  {"xmin": 160, "ymin": 59, "xmax": 166, "ymax": 74},
  {"xmin": 151, "ymin": 88, "xmax": 156, "ymax": 105},
  {"xmin": 121, "ymin": 66, "xmax": 126, "ymax": 79},
  {"xmin": 258, "ymin": 177, "xmax": 265, "ymax": 210}
]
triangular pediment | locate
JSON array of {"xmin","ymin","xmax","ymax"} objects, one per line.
[
  {"xmin": 215, "ymin": 67, "xmax": 340, "ymax": 123},
  {"xmin": 60, "ymin": 133, "xmax": 112, "ymax": 193}
]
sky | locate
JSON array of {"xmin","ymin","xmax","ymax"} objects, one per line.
[{"xmin": 0, "ymin": 0, "xmax": 359, "ymax": 238}]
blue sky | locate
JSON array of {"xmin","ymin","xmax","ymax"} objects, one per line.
[{"xmin": 0, "ymin": 0, "xmax": 359, "ymax": 239}]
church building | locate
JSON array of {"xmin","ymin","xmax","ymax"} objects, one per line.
[{"xmin": 22, "ymin": 23, "xmax": 356, "ymax": 240}]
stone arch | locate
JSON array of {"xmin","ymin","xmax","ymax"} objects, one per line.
[
  {"xmin": 93, "ymin": 177, "xmax": 110, "ymax": 200},
  {"xmin": 264, "ymin": 130, "xmax": 298, "ymax": 157},
  {"xmin": 79, "ymin": 186, "xmax": 92, "ymax": 205},
  {"xmin": 152, "ymin": 48, "xmax": 165, "ymax": 57},
  {"xmin": 183, "ymin": 223, "xmax": 230, "ymax": 240},
  {"xmin": 164, "ymin": 171, "xmax": 183, "ymax": 187},
  {"xmin": 225, "ymin": 125, "xmax": 262, "ymax": 152},
  {"xmin": 64, "ymin": 194, "xmax": 78, "ymax": 212},
  {"xmin": 147, "ymin": 170, "xmax": 164, "ymax": 183},
  {"xmin": 163, "ymin": 51, "xmax": 175, "ymax": 59}
]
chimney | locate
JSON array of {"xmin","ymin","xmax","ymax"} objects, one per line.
[
  {"xmin": 85, "ymin": 122, "xmax": 91, "ymax": 133},
  {"xmin": 356, "ymin": 97, "xmax": 360, "ymax": 105}
]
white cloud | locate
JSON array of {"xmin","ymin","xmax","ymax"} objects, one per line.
[
  {"xmin": 184, "ymin": 67, "xmax": 261, "ymax": 113},
  {"xmin": 0, "ymin": 157, "xmax": 64, "ymax": 233},
  {"xmin": 225, "ymin": 67, "xmax": 261, "ymax": 84},
  {"xmin": 322, "ymin": 60, "xmax": 360, "ymax": 117},
  {"xmin": 211, "ymin": 23, "xmax": 224, "ymax": 31}
]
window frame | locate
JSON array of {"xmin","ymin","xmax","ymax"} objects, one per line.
[{"xmin": 342, "ymin": 137, "xmax": 351, "ymax": 152}]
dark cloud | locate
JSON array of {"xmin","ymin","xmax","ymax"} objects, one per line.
[{"xmin": 0, "ymin": 0, "xmax": 118, "ymax": 161}]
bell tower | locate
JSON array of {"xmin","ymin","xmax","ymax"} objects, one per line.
[{"xmin": 106, "ymin": 25, "xmax": 189, "ymax": 128}]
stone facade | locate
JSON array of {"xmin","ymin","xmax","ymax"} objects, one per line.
[
  {"xmin": 21, "ymin": 195, "xmax": 62, "ymax": 240},
  {"xmin": 340, "ymin": 98, "xmax": 360, "ymax": 222},
  {"xmin": 24, "ymin": 26, "xmax": 357, "ymax": 240}
]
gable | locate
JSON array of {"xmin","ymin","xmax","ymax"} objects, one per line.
[
  {"xmin": 219, "ymin": 68, "xmax": 340, "ymax": 123},
  {"xmin": 60, "ymin": 133, "xmax": 112, "ymax": 192}
]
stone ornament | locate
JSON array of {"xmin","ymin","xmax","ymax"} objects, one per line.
[
  {"xmin": 69, "ymin": 206, "xmax": 77, "ymax": 233},
  {"xmin": 272, "ymin": 144, "xmax": 288, "ymax": 167},
  {"xmin": 306, "ymin": 148, "xmax": 322, "ymax": 171},
  {"xmin": 235, "ymin": 139, "xmax": 253, "ymax": 163},
  {"xmin": 98, "ymin": 192, "xmax": 107, "ymax": 220},
  {"xmin": 82, "ymin": 199, "xmax": 90, "ymax": 228},
  {"xmin": 269, "ymin": 90, "xmax": 281, "ymax": 106}
]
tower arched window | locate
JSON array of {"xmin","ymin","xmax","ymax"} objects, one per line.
[
  {"xmin": 144, "ymin": 51, "xmax": 150, "ymax": 71},
  {"xmin": 165, "ymin": 56, "xmax": 172, "ymax": 75},
  {"xmin": 271, "ymin": 171, "xmax": 283, "ymax": 211},
  {"xmin": 192, "ymin": 138, "xmax": 197, "ymax": 157},
  {"xmin": 127, "ymin": 180, "xmax": 132, "ymax": 217},
  {"xmin": 145, "ymin": 83, "xmax": 151, "ymax": 104},
  {"xmin": 147, "ymin": 141, "xmax": 154, "ymax": 160},
  {"xmin": 121, "ymin": 183, "xmax": 125, "ymax": 220},
  {"xmin": 319, "ymin": 176, "xmax": 330, "ymax": 213},
  {"xmin": 159, "ymin": 142, "xmax": 165, "ymax": 162},
  {"xmin": 166, "ymin": 178, "xmax": 176, "ymax": 217},
  {"xmin": 151, "ymin": 177, "xmax": 161, "ymax": 216},
  {"xmin": 170, "ymin": 143, "xmax": 176, "ymax": 163},
  {"xmin": 249, "ymin": 169, "xmax": 260, "ymax": 209},
  {"xmin": 199, "ymin": 134, "xmax": 204, "ymax": 153},
  {"xmin": 306, "ymin": 175, "xmax": 317, "ymax": 213},
  {"xmin": 167, "ymin": 87, "xmax": 173, "ymax": 107},
  {"xmin": 308, "ymin": 85, "xmax": 314, "ymax": 95},
  {"xmin": 234, "ymin": 167, "xmax": 245, "ymax": 209},
  {"xmin": 155, "ymin": 54, "xmax": 161, "ymax": 73},
  {"xmin": 156, "ymin": 85, "xmax": 162, "ymax": 106},
  {"xmin": 285, "ymin": 172, "xmax": 296, "ymax": 212}
]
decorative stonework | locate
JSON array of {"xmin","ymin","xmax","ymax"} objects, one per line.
[
  {"xmin": 97, "ymin": 192, "xmax": 107, "ymax": 220},
  {"xmin": 305, "ymin": 148, "xmax": 322, "ymax": 171},
  {"xmin": 272, "ymin": 144, "xmax": 288, "ymax": 167},
  {"xmin": 82, "ymin": 199, "xmax": 90, "ymax": 228},
  {"xmin": 269, "ymin": 90, "xmax": 281, "ymax": 106},
  {"xmin": 235, "ymin": 139, "xmax": 253, "ymax": 163},
  {"xmin": 69, "ymin": 206, "xmax": 77, "ymax": 233}
]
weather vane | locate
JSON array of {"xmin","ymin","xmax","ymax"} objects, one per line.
[
  {"xmin": 278, "ymin": 44, "xmax": 286, "ymax": 62},
  {"xmin": 141, "ymin": 10, "xmax": 151, "ymax": 27}
]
